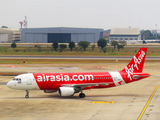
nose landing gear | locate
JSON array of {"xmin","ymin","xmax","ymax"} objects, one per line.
[{"xmin": 25, "ymin": 90, "xmax": 29, "ymax": 98}]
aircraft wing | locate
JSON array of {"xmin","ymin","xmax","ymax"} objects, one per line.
[{"xmin": 61, "ymin": 82, "xmax": 111, "ymax": 88}]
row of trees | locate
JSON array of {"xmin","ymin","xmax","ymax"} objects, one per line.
[
  {"xmin": 51, "ymin": 38, "xmax": 126, "ymax": 52},
  {"xmin": 141, "ymin": 30, "xmax": 160, "ymax": 40},
  {"xmin": 51, "ymin": 41, "xmax": 90, "ymax": 52},
  {"xmin": 10, "ymin": 39, "xmax": 126, "ymax": 53},
  {"xmin": 52, "ymin": 41, "xmax": 75, "ymax": 51}
]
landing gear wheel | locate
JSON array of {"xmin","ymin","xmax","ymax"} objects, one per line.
[
  {"xmin": 25, "ymin": 90, "xmax": 29, "ymax": 98},
  {"xmin": 25, "ymin": 95, "xmax": 29, "ymax": 98},
  {"xmin": 79, "ymin": 93, "xmax": 85, "ymax": 98}
]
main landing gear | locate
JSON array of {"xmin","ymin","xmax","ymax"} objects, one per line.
[
  {"xmin": 79, "ymin": 90, "xmax": 85, "ymax": 98},
  {"xmin": 25, "ymin": 90, "xmax": 29, "ymax": 98}
]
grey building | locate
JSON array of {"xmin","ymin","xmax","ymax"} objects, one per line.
[
  {"xmin": 151, "ymin": 29, "xmax": 160, "ymax": 37},
  {"xmin": 21, "ymin": 27, "xmax": 103, "ymax": 43}
]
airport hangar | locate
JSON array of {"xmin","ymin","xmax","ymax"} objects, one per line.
[
  {"xmin": 109, "ymin": 28, "xmax": 141, "ymax": 42},
  {"xmin": 21, "ymin": 27, "xmax": 104, "ymax": 43}
]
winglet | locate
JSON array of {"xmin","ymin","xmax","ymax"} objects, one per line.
[{"xmin": 121, "ymin": 48, "xmax": 147, "ymax": 73}]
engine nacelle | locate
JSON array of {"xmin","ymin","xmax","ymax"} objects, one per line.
[
  {"xmin": 44, "ymin": 90, "xmax": 57, "ymax": 93},
  {"xmin": 58, "ymin": 87, "xmax": 74, "ymax": 96}
]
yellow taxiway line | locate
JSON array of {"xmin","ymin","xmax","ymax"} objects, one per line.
[
  {"xmin": 92, "ymin": 101, "xmax": 115, "ymax": 104},
  {"xmin": 138, "ymin": 85, "xmax": 160, "ymax": 120}
]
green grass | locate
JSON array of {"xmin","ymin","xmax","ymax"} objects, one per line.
[
  {"xmin": 0, "ymin": 59, "xmax": 129, "ymax": 64},
  {"xmin": 0, "ymin": 46, "xmax": 160, "ymax": 56},
  {"xmin": 0, "ymin": 59, "xmax": 159, "ymax": 64}
]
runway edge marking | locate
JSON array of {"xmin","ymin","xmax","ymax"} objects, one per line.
[{"xmin": 138, "ymin": 86, "xmax": 159, "ymax": 120}]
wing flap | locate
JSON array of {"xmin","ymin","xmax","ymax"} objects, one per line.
[{"xmin": 61, "ymin": 82, "xmax": 111, "ymax": 88}]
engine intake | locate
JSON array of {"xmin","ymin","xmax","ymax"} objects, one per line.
[{"xmin": 58, "ymin": 87, "xmax": 74, "ymax": 96}]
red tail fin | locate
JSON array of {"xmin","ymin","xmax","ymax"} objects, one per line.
[{"xmin": 121, "ymin": 48, "xmax": 147, "ymax": 73}]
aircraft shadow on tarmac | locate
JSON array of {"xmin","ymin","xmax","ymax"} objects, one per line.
[{"xmin": 5, "ymin": 94, "xmax": 147, "ymax": 100}]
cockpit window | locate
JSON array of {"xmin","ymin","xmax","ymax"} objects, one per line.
[{"xmin": 13, "ymin": 78, "xmax": 21, "ymax": 81}]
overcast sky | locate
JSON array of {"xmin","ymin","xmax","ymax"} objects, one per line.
[{"xmin": 0, "ymin": 0, "xmax": 160, "ymax": 30}]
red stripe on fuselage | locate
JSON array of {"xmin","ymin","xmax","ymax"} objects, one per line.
[
  {"xmin": 33, "ymin": 72, "xmax": 115, "ymax": 90},
  {"xmin": 33, "ymin": 71, "xmax": 149, "ymax": 90}
]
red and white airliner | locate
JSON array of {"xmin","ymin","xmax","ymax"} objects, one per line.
[{"xmin": 7, "ymin": 48, "xmax": 150, "ymax": 98}]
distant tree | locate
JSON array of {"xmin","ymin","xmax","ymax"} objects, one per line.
[
  {"xmin": 69, "ymin": 41, "xmax": 75, "ymax": 51},
  {"xmin": 11, "ymin": 43, "xmax": 17, "ymax": 49},
  {"xmin": 52, "ymin": 41, "xmax": 58, "ymax": 51},
  {"xmin": 34, "ymin": 45, "xmax": 41, "ymax": 50},
  {"xmin": 59, "ymin": 44, "xmax": 67, "ymax": 52},
  {"xmin": 111, "ymin": 40, "xmax": 118, "ymax": 50},
  {"xmin": 141, "ymin": 30, "xmax": 153, "ymax": 40},
  {"xmin": 78, "ymin": 41, "xmax": 90, "ymax": 51},
  {"xmin": 1, "ymin": 26, "xmax": 8, "ymax": 28},
  {"xmin": 119, "ymin": 40, "xmax": 127, "ymax": 46},
  {"xmin": 117, "ymin": 44, "xmax": 124, "ymax": 51},
  {"xmin": 103, "ymin": 47, "xmax": 107, "ymax": 53},
  {"xmin": 91, "ymin": 44, "xmax": 96, "ymax": 51},
  {"xmin": 75, "ymin": 47, "xmax": 79, "ymax": 52},
  {"xmin": 97, "ymin": 38, "xmax": 107, "ymax": 49}
]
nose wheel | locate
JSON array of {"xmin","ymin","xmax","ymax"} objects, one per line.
[{"xmin": 25, "ymin": 90, "xmax": 29, "ymax": 98}]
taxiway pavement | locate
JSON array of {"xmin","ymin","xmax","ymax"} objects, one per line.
[{"xmin": 0, "ymin": 63, "xmax": 160, "ymax": 120}]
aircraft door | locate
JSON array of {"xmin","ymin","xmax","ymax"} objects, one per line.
[
  {"xmin": 27, "ymin": 76, "xmax": 32, "ymax": 85},
  {"xmin": 120, "ymin": 73, "xmax": 126, "ymax": 84}
]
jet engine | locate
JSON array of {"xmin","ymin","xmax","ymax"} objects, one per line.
[
  {"xmin": 58, "ymin": 87, "xmax": 75, "ymax": 96},
  {"xmin": 44, "ymin": 90, "xmax": 57, "ymax": 93}
]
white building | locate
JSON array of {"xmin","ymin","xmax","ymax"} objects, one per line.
[
  {"xmin": 0, "ymin": 28, "xmax": 21, "ymax": 43},
  {"xmin": 109, "ymin": 28, "xmax": 141, "ymax": 43}
]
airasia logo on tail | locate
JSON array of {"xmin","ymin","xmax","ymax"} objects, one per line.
[
  {"xmin": 133, "ymin": 50, "xmax": 145, "ymax": 70},
  {"xmin": 125, "ymin": 50, "xmax": 146, "ymax": 80}
]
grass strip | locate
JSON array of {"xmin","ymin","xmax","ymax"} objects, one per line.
[{"xmin": 0, "ymin": 59, "xmax": 159, "ymax": 64}]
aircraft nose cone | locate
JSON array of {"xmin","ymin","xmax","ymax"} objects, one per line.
[{"xmin": 7, "ymin": 81, "xmax": 12, "ymax": 88}]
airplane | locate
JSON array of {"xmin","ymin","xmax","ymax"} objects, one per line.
[{"xmin": 7, "ymin": 48, "xmax": 150, "ymax": 98}]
